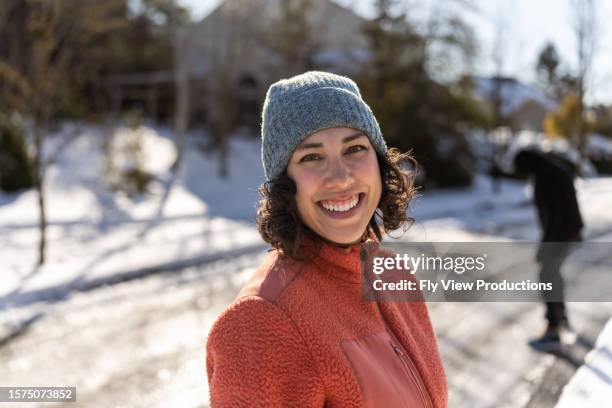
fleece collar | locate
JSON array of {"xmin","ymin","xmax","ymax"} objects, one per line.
[{"xmin": 299, "ymin": 233, "xmax": 380, "ymax": 284}]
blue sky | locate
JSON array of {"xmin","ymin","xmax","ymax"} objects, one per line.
[{"xmin": 178, "ymin": 0, "xmax": 612, "ymax": 104}]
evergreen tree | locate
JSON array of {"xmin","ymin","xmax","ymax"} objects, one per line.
[
  {"xmin": 266, "ymin": 0, "xmax": 317, "ymax": 76},
  {"xmin": 536, "ymin": 42, "xmax": 561, "ymax": 98},
  {"xmin": 360, "ymin": 0, "xmax": 487, "ymax": 187}
]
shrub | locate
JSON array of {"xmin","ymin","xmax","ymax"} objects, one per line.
[
  {"xmin": 0, "ymin": 115, "xmax": 34, "ymax": 192},
  {"xmin": 104, "ymin": 113, "xmax": 154, "ymax": 197}
]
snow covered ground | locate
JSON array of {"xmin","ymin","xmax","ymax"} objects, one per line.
[
  {"xmin": 556, "ymin": 319, "xmax": 612, "ymax": 407},
  {"xmin": 0, "ymin": 123, "xmax": 264, "ymax": 310},
  {"xmin": 1, "ymin": 123, "xmax": 612, "ymax": 406}
]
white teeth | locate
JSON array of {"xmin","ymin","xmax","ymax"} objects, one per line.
[{"xmin": 321, "ymin": 194, "xmax": 360, "ymax": 212}]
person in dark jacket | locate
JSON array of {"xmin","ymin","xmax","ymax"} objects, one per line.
[{"xmin": 514, "ymin": 149, "xmax": 584, "ymax": 349}]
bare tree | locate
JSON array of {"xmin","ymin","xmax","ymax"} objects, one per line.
[
  {"xmin": 171, "ymin": 27, "xmax": 190, "ymax": 172},
  {"xmin": 487, "ymin": 2, "xmax": 513, "ymax": 193},
  {"xmin": 570, "ymin": 0, "xmax": 599, "ymax": 156},
  {"xmin": 0, "ymin": 0, "xmax": 126, "ymax": 265},
  {"xmin": 489, "ymin": 2, "xmax": 513, "ymax": 128},
  {"xmin": 205, "ymin": 0, "xmax": 252, "ymax": 178},
  {"xmin": 421, "ymin": 0, "xmax": 477, "ymax": 82},
  {"xmin": 137, "ymin": 0, "xmax": 191, "ymax": 172}
]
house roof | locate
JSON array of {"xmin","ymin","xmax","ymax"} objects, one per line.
[
  {"xmin": 195, "ymin": 0, "xmax": 366, "ymax": 25},
  {"xmin": 186, "ymin": 0, "xmax": 372, "ymax": 78},
  {"xmin": 472, "ymin": 76, "xmax": 558, "ymax": 116}
]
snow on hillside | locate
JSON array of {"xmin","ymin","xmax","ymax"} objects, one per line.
[
  {"xmin": 472, "ymin": 76, "xmax": 557, "ymax": 117},
  {"xmin": 0, "ymin": 123, "xmax": 263, "ymax": 309},
  {"xmin": 0, "ymin": 125, "xmax": 612, "ymax": 306},
  {"xmin": 3, "ymin": 123, "xmax": 612, "ymax": 311}
]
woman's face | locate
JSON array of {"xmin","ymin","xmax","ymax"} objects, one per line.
[{"xmin": 287, "ymin": 127, "xmax": 383, "ymax": 245}]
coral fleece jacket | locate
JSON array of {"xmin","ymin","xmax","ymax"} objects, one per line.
[{"xmin": 206, "ymin": 237, "xmax": 447, "ymax": 407}]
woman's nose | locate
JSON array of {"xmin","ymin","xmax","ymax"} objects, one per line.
[{"xmin": 324, "ymin": 157, "xmax": 353, "ymax": 188}]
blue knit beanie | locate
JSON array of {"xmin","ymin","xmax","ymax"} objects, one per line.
[{"xmin": 261, "ymin": 71, "xmax": 387, "ymax": 181}]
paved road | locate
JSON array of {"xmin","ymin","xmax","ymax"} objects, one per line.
[{"xmin": 0, "ymin": 250, "xmax": 610, "ymax": 408}]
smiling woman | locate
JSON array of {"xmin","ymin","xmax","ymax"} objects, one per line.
[
  {"xmin": 258, "ymin": 129, "xmax": 416, "ymax": 259},
  {"xmin": 286, "ymin": 128, "xmax": 382, "ymax": 246},
  {"xmin": 205, "ymin": 71, "xmax": 447, "ymax": 407}
]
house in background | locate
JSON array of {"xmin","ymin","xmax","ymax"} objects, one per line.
[
  {"xmin": 103, "ymin": 0, "xmax": 371, "ymax": 130},
  {"xmin": 472, "ymin": 76, "xmax": 558, "ymax": 133},
  {"xmin": 183, "ymin": 0, "xmax": 371, "ymax": 129}
]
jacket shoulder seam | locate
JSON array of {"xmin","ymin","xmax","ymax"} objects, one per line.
[
  {"xmin": 236, "ymin": 254, "xmax": 308, "ymax": 302},
  {"xmin": 240, "ymin": 294, "xmax": 327, "ymax": 395}
]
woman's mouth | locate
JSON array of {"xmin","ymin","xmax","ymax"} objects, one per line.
[{"xmin": 317, "ymin": 193, "xmax": 365, "ymax": 219}]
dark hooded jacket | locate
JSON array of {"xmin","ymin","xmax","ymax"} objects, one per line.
[{"xmin": 514, "ymin": 150, "xmax": 584, "ymax": 242}]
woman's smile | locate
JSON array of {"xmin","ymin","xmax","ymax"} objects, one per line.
[{"xmin": 316, "ymin": 192, "xmax": 365, "ymax": 219}]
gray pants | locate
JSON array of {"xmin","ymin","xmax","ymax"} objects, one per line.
[{"xmin": 537, "ymin": 242, "xmax": 577, "ymax": 328}]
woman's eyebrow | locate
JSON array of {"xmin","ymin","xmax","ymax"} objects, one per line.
[
  {"xmin": 295, "ymin": 132, "xmax": 365, "ymax": 150},
  {"xmin": 296, "ymin": 142, "xmax": 323, "ymax": 150},
  {"xmin": 342, "ymin": 133, "xmax": 366, "ymax": 143}
]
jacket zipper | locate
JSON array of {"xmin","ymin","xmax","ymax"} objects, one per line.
[
  {"xmin": 361, "ymin": 245, "xmax": 434, "ymax": 407},
  {"xmin": 389, "ymin": 340, "xmax": 434, "ymax": 408}
]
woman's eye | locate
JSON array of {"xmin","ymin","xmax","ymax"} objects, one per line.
[
  {"xmin": 299, "ymin": 153, "xmax": 322, "ymax": 163},
  {"xmin": 347, "ymin": 145, "xmax": 367, "ymax": 154}
]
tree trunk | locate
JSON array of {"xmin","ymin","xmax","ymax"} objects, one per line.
[
  {"xmin": 577, "ymin": 82, "xmax": 587, "ymax": 161},
  {"xmin": 171, "ymin": 28, "xmax": 190, "ymax": 172},
  {"xmin": 571, "ymin": 0, "xmax": 597, "ymax": 163},
  {"xmin": 34, "ymin": 122, "xmax": 47, "ymax": 265},
  {"xmin": 219, "ymin": 126, "xmax": 229, "ymax": 179}
]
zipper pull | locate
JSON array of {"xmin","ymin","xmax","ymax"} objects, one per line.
[
  {"xmin": 389, "ymin": 340, "xmax": 434, "ymax": 408},
  {"xmin": 390, "ymin": 341, "xmax": 403, "ymax": 356}
]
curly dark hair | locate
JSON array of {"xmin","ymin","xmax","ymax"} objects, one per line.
[{"xmin": 256, "ymin": 148, "xmax": 418, "ymax": 259}]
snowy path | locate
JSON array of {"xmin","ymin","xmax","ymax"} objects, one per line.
[
  {"xmin": 0, "ymin": 252, "xmax": 266, "ymax": 408},
  {"xmin": 432, "ymin": 301, "xmax": 612, "ymax": 407},
  {"xmin": 1, "ymin": 246, "xmax": 610, "ymax": 408}
]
